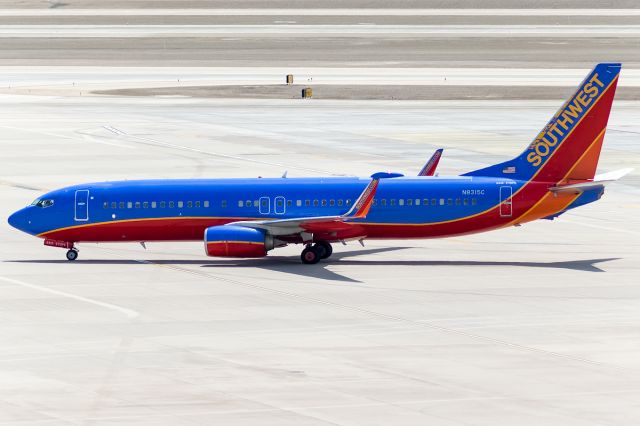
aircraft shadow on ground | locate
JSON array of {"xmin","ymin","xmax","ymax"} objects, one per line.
[{"xmin": 7, "ymin": 248, "xmax": 620, "ymax": 282}]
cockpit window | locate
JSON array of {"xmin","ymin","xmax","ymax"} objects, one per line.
[{"xmin": 32, "ymin": 199, "xmax": 54, "ymax": 208}]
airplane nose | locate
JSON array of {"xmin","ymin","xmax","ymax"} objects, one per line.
[{"xmin": 8, "ymin": 208, "xmax": 28, "ymax": 233}]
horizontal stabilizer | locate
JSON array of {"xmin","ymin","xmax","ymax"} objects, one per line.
[{"xmin": 549, "ymin": 168, "xmax": 633, "ymax": 194}]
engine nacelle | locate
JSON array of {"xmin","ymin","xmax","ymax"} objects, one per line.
[{"xmin": 204, "ymin": 225, "xmax": 272, "ymax": 258}]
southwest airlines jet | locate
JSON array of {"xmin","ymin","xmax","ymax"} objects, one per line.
[{"xmin": 8, "ymin": 63, "xmax": 632, "ymax": 264}]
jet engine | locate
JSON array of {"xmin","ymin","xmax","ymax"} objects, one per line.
[{"xmin": 204, "ymin": 225, "xmax": 274, "ymax": 258}]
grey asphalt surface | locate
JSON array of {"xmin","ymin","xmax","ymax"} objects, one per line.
[{"xmin": 1, "ymin": 36, "xmax": 638, "ymax": 68}]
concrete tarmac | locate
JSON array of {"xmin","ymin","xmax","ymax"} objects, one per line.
[
  {"xmin": 1, "ymin": 3, "xmax": 640, "ymax": 425},
  {"xmin": 1, "ymin": 94, "xmax": 640, "ymax": 425}
]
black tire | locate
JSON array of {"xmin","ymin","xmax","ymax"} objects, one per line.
[
  {"xmin": 314, "ymin": 241, "xmax": 333, "ymax": 259},
  {"xmin": 301, "ymin": 246, "xmax": 321, "ymax": 264},
  {"xmin": 66, "ymin": 249, "xmax": 78, "ymax": 261}
]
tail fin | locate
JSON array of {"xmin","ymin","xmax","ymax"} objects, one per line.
[{"xmin": 464, "ymin": 63, "xmax": 621, "ymax": 183}]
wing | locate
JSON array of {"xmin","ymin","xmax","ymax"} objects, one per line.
[
  {"xmin": 418, "ymin": 149, "xmax": 443, "ymax": 176},
  {"xmin": 228, "ymin": 172, "xmax": 402, "ymax": 237}
]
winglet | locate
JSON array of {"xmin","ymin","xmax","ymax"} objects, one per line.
[
  {"xmin": 344, "ymin": 172, "xmax": 403, "ymax": 219},
  {"xmin": 418, "ymin": 149, "xmax": 443, "ymax": 176}
]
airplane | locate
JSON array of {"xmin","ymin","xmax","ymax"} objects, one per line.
[{"xmin": 8, "ymin": 63, "xmax": 632, "ymax": 264}]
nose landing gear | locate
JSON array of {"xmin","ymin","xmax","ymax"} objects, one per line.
[
  {"xmin": 300, "ymin": 241, "xmax": 332, "ymax": 264},
  {"xmin": 66, "ymin": 248, "xmax": 79, "ymax": 261},
  {"xmin": 44, "ymin": 239, "xmax": 78, "ymax": 261}
]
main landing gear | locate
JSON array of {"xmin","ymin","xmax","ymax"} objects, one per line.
[
  {"xmin": 66, "ymin": 248, "xmax": 79, "ymax": 261},
  {"xmin": 300, "ymin": 241, "xmax": 333, "ymax": 264}
]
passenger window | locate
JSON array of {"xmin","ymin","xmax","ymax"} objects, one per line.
[
  {"xmin": 399, "ymin": 199, "xmax": 404, "ymax": 206},
  {"xmin": 423, "ymin": 198, "xmax": 429, "ymax": 206},
  {"xmin": 103, "ymin": 202, "xmax": 108, "ymax": 209},
  {"xmin": 455, "ymin": 198, "xmax": 461, "ymax": 206},
  {"xmin": 187, "ymin": 201, "xmax": 192, "ymax": 208},
  {"xmin": 439, "ymin": 199, "xmax": 444, "ymax": 206},
  {"xmin": 169, "ymin": 201, "xmax": 175, "ymax": 208},
  {"xmin": 143, "ymin": 202, "xmax": 149, "ymax": 208},
  {"xmin": 431, "ymin": 199, "xmax": 436, "ymax": 206},
  {"xmin": 287, "ymin": 200, "xmax": 292, "ymax": 207},
  {"xmin": 407, "ymin": 199, "xmax": 413, "ymax": 206},
  {"xmin": 472, "ymin": 198, "xmax": 478, "ymax": 206},
  {"xmin": 337, "ymin": 199, "xmax": 343, "ymax": 206},
  {"xmin": 381, "ymin": 199, "xmax": 387, "ymax": 206},
  {"xmin": 253, "ymin": 200, "xmax": 259, "ymax": 207},
  {"xmin": 390, "ymin": 199, "xmax": 396, "ymax": 206},
  {"xmin": 204, "ymin": 201, "xmax": 209, "ymax": 208},
  {"xmin": 119, "ymin": 202, "xmax": 124, "ymax": 209},
  {"xmin": 321, "ymin": 200, "xmax": 327, "ymax": 207},
  {"xmin": 372, "ymin": 199, "xmax": 377, "ymax": 206},
  {"xmin": 135, "ymin": 202, "xmax": 141, "ymax": 209},
  {"xmin": 447, "ymin": 198, "xmax": 453, "ymax": 206},
  {"xmin": 313, "ymin": 200, "xmax": 319, "ymax": 207},
  {"xmin": 463, "ymin": 199, "xmax": 469, "ymax": 206},
  {"xmin": 246, "ymin": 199, "xmax": 251, "ymax": 207},
  {"xmin": 195, "ymin": 201, "xmax": 200, "ymax": 208},
  {"xmin": 238, "ymin": 200, "xmax": 244, "ymax": 207},
  {"xmin": 305, "ymin": 200, "xmax": 311, "ymax": 207},
  {"xmin": 110, "ymin": 202, "xmax": 116, "ymax": 209},
  {"xmin": 178, "ymin": 201, "xmax": 184, "ymax": 208},
  {"xmin": 415, "ymin": 199, "xmax": 420, "ymax": 206},
  {"xmin": 346, "ymin": 199, "xmax": 352, "ymax": 205},
  {"xmin": 160, "ymin": 201, "xmax": 166, "ymax": 208},
  {"xmin": 296, "ymin": 200, "xmax": 302, "ymax": 207},
  {"xmin": 128, "ymin": 202, "xmax": 133, "ymax": 209},
  {"xmin": 221, "ymin": 200, "xmax": 227, "ymax": 208},
  {"xmin": 330, "ymin": 199, "xmax": 335, "ymax": 206}
]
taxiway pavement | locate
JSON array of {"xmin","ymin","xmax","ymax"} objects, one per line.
[{"xmin": 1, "ymin": 3, "xmax": 640, "ymax": 425}]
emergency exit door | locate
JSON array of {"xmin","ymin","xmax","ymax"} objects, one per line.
[{"xmin": 499, "ymin": 186, "xmax": 512, "ymax": 218}]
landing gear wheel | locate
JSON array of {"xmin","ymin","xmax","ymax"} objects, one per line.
[
  {"xmin": 313, "ymin": 241, "xmax": 333, "ymax": 259},
  {"xmin": 301, "ymin": 245, "xmax": 321, "ymax": 264},
  {"xmin": 66, "ymin": 249, "xmax": 78, "ymax": 261}
]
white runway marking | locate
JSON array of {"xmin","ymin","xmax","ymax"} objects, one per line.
[
  {"xmin": 1, "ymin": 9, "xmax": 639, "ymax": 17},
  {"xmin": 0, "ymin": 276, "xmax": 139, "ymax": 318},
  {"xmin": 1, "ymin": 25, "xmax": 640, "ymax": 38}
]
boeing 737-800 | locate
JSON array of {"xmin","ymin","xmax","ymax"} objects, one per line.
[{"xmin": 8, "ymin": 63, "xmax": 631, "ymax": 264}]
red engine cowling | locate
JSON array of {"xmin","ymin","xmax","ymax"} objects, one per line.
[{"xmin": 204, "ymin": 225, "xmax": 272, "ymax": 258}]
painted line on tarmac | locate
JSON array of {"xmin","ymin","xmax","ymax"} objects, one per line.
[
  {"xmin": 0, "ymin": 275, "xmax": 140, "ymax": 318},
  {"xmin": 2, "ymin": 24, "xmax": 640, "ymax": 38},
  {"xmin": 1, "ymin": 9, "xmax": 640, "ymax": 17}
]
